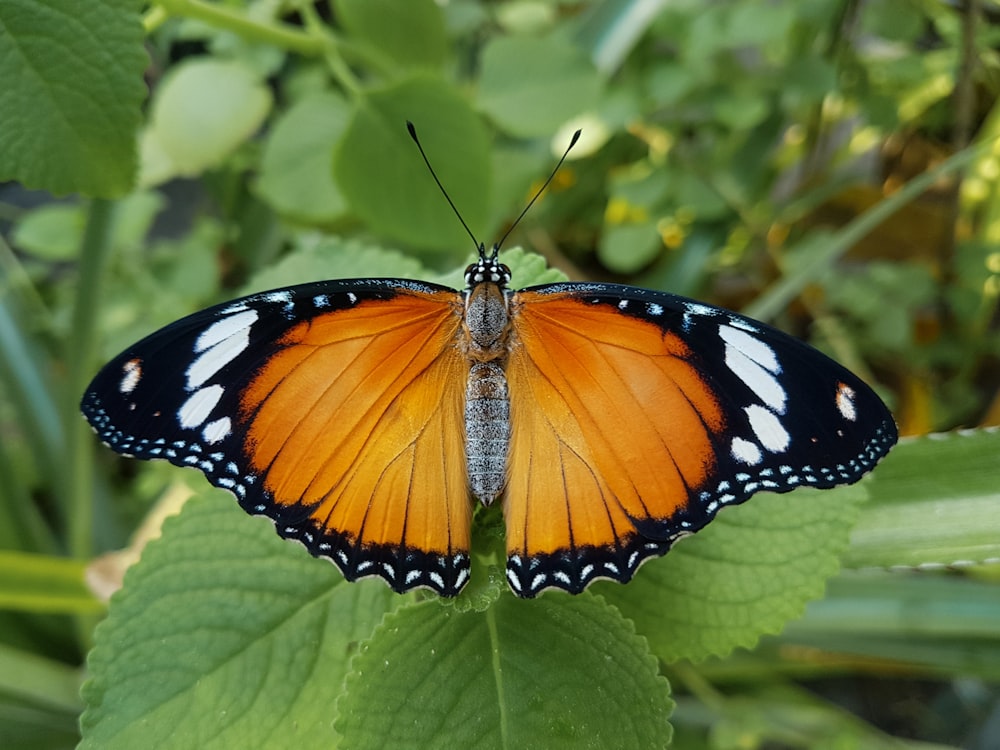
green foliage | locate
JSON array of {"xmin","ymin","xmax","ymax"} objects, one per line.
[
  {"xmin": 338, "ymin": 595, "xmax": 672, "ymax": 749},
  {"xmin": 2, "ymin": 0, "xmax": 999, "ymax": 748},
  {"xmin": 597, "ymin": 486, "xmax": 865, "ymax": 663},
  {"xmin": 144, "ymin": 58, "xmax": 274, "ymax": 180},
  {"xmin": 844, "ymin": 430, "xmax": 1000, "ymax": 570},
  {"xmin": 79, "ymin": 492, "xmax": 398, "ymax": 750},
  {"xmin": 333, "ymin": 76, "xmax": 493, "ymax": 251},
  {"xmin": 477, "ymin": 35, "xmax": 603, "ymax": 137},
  {"xmin": 256, "ymin": 90, "xmax": 351, "ymax": 225},
  {"xmin": 0, "ymin": 0, "xmax": 147, "ymax": 197}
]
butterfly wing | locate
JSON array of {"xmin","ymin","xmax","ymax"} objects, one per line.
[
  {"xmin": 82, "ymin": 280, "xmax": 473, "ymax": 596},
  {"xmin": 504, "ymin": 282, "xmax": 897, "ymax": 597}
]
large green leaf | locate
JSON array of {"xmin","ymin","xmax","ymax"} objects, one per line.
[
  {"xmin": 256, "ymin": 90, "xmax": 352, "ymax": 226},
  {"xmin": 844, "ymin": 429, "xmax": 1000, "ymax": 569},
  {"xmin": 781, "ymin": 571, "xmax": 1000, "ymax": 679},
  {"xmin": 596, "ymin": 484, "xmax": 866, "ymax": 663},
  {"xmin": 334, "ymin": 76, "xmax": 491, "ymax": 254},
  {"xmin": 477, "ymin": 35, "xmax": 603, "ymax": 137},
  {"xmin": 79, "ymin": 491, "xmax": 398, "ymax": 750},
  {"xmin": 337, "ymin": 595, "xmax": 673, "ymax": 749},
  {"xmin": 240, "ymin": 236, "xmax": 429, "ymax": 294},
  {"xmin": 0, "ymin": 0, "xmax": 146, "ymax": 196},
  {"xmin": 334, "ymin": 0, "xmax": 447, "ymax": 69},
  {"xmin": 141, "ymin": 59, "xmax": 272, "ymax": 184}
]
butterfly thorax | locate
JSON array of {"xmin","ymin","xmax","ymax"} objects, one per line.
[{"xmin": 462, "ymin": 255, "xmax": 513, "ymax": 505}]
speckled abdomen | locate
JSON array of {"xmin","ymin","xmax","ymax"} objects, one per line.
[{"xmin": 465, "ymin": 361, "xmax": 509, "ymax": 504}]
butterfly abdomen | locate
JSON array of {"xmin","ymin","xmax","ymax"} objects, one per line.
[{"xmin": 465, "ymin": 361, "xmax": 510, "ymax": 504}]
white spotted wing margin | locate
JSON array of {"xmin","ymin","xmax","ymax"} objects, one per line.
[
  {"xmin": 505, "ymin": 282, "xmax": 898, "ymax": 598},
  {"xmin": 80, "ymin": 278, "xmax": 470, "ymax": 597}
]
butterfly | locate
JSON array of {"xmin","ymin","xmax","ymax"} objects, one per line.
[{"xmin": 82, "ymin": 243, "xmax": 897, "ymax": 598}]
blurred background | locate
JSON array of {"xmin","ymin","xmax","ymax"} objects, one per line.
[{"xmin": 1, "ymin": 0, "xmax": 999, "ymax": 747}]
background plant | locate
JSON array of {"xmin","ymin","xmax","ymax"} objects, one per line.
[{"xmin": 1, "ymin": 0, "xmax": 999, "ymax": 748}]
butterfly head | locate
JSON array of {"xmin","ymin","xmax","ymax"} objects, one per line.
[{"xmin": 464, "ymin": 245, "xmax": 512, "ymax": 289}]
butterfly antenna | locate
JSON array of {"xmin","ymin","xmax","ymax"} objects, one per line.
[
  {"xmin": 406, "ymin": 121, "xmax": 483, "ymax": 256},
  {"xmin": 495, "ymin": 128, "xmax": 581, "ymax": 252}
]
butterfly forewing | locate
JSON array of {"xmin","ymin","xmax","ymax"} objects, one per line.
[
  {"xmin": 82, "ymin": 280, "xmax": 474, "ymax": 596},
  {"xmin": 503, "ymin": 283, "xmax": 897, "ymax": 597}
]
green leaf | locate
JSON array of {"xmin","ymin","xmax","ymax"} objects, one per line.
[
  {"xmin": 0, "ymin": 642, "xmax": 83, "ymax": 749},
  {"xmin": 595, "ymin": 485, "xmax": 866, "ymax": 662},
  {"xmin": 845, "ymin": 429, "xmax": 1000, "ymax": 569},
  {"xmin": 498, "ymin": 247, "xmax": 569, "ymax": 286},
  {"xmin": 477, "ymin": 35, "xmax": 603, "ymax": 137},
  {"xmin": 256, "ymin": 90, "xmax": 352, "ymax": 225},
  {"xmin": 334, "ymin": 76, "xmax": 491, "ymax": 254},
  {"xmin": 79, "ymin": 491, "xmax": 398, "ymax": 750},
  {"xmin": 574, "ymin": 0, "xmax": 672, "ymax": 74},
  {"xmin": 0, "ymin": 551, "xmax": 102, "ymax": 614},
  {"xmin": 12, "ymin": 191, "xmax": 163, "ymax": 262},
  {"xmin": 337, "ymin": 595, "xmax": 673, "ymax": 748},
  {"xmin": 143, "ymin": 58, "xmax": 272, "ymax": 181},
  {"xmin": 599, "ymin": 222, "xmax": 662, "ymax": 273},
  {"xmin": 240, "ymin": 236, "xmax": 429, "ymax": 294},
  {"xmin": 11, "ymin": 205, "xmax": 86, "ymax": 261},
  {"xmin": 782, "ymin": 572, "xmax": 1000, "ymax": 678},
  {"xmin": 0, "ymin": 0, "xmax": 146, "ymax": 196},
  {"xmin": 335, "ymin": 0, "xmax": 447, "ymax": 69},
  {"xmin": 724, "ymin": 1, "xmax": 796, "ymax": 47},
  {"xmin": 599, "ymin": 168, "xmax": 669, "ymax": 272},
  {"xmin": 0, "ymin": 641, "xmax": 83, "ymax": 713}
]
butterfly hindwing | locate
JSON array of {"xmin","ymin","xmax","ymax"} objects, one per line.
[
  {"xmin": 503, "ymin": 282, "xmax": 897, "ymax": 597},
  {"xmin": 82, "ymin": 279, "xmax": 474, "ymax": 595}
]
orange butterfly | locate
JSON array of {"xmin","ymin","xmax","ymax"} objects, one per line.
[{"xmin": 82, "ymin": 245, "xmax": 896, "ymax": 597}]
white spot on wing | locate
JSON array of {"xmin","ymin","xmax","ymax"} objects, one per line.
[
  {"xmin": 745, "ymin": 404, "xmax": 790, "ymax": 452},
  {"xmin": 684, "ymin": 302, "xmax": 717, "ymax": 317},
  {"xmin": 195, "ymin": 310, "xmax": 258, "ymax": 352},
  {"xmin": 719, "ymin": 324, "xmax": 779, "ymax": 373},
  {"xmin": 178, "ymin": 385, "xmax": 225, "ymax": 428},
  {"xmin": 836, "ymin": 382, "xmax": 857, "ymax": 421},
  {"xmin": 264, "ymin": 291, "xmax": 292, "ymax": 304},
  {"xmin": 119, "ymin": 359, "xmax": 142, "ymax": 394},
  {"xmin": 724, "ymin": 345, "xmax": 787, "ymax": 413},
  {"xmin": 727, "ymin": 316, "xmax": 758, "ymax": 333},
  {"xmin": 731, "ymin": 437, "xmax": 762, "ymax": 464},
  {"xmin": 187, "ymin": 328, "xmax": 251, "ymax": 390},
  {"xmin": 202, "ymin": 417, "xmax": 231, "ymax": 444}
]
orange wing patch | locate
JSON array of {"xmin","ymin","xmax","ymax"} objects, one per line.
[
  {"xmin": 504, "ymin": 291, "xmax": 725, "ymax": 593},
  {"xmin": 238, "ymin": 290, "xmax": 471, "ymax": 589}
]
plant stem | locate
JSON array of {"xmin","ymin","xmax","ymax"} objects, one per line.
[
  {"xmin": 66, "ymin": 200, "xmax": 118, "ymax": 561},
  {"xmin": 743, "ymin": 140, "xmax": 994, "ymax": 322},
  {"xmin": 154, "ymin": 0, "xmax": 329, "ymax": 57}
]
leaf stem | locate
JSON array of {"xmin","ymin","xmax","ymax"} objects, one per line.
[{"xmin": 153, "ymin": 0, "xmax": 329, "ymax": 57}]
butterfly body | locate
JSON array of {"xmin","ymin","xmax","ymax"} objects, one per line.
[
  {"xmin": 461, "ymin": 257, "xmax": 514, "ymax": 505},
  {"xmin": 83, "ymin": 253, "xmax": 897, "ymax": 598}
]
